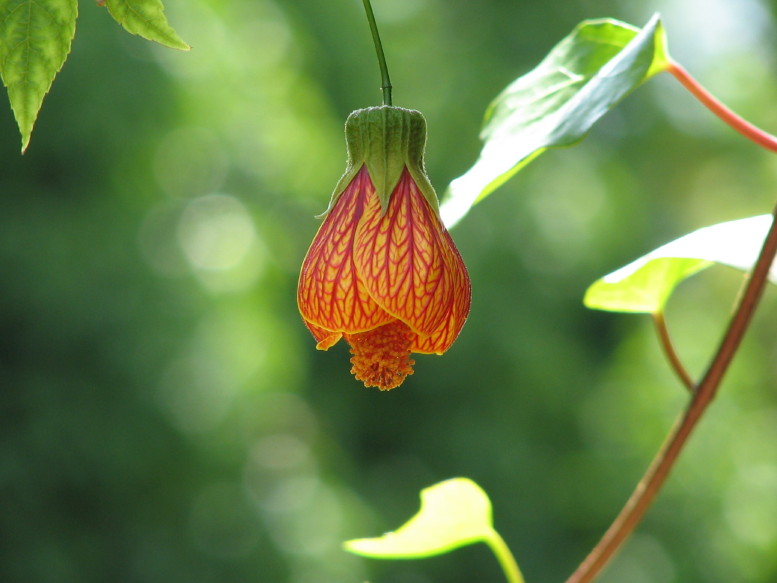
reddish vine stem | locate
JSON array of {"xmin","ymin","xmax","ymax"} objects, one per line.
[
  {"xmin": 566, "ymin": 60, "xmax": 777, "ymax": 581},
  {"xmin": 668, "ymin": 61, "xmax": 777, "ymax": 152},
  {"xmin": 566, "ymin": 202, "xmax": 777, "ymax": 583},
  {"xmin": 652, "ymin": 60, "xmax": 777, "ymax": 394},
  {"xmin": 652, "ymin": 312, "xmax": 694, "ymax": 392}
]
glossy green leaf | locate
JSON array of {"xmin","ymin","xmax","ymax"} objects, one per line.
[
  {"xmin": 0, "ymin": 0, "xmax": 78, "ymax": 152},
  {"xmin": 344, "ymin": 478, "xmax": 494, "ymax": 558},
  {"xmin": 105, "ymin": 0, "xmax": 190, "ymax": 50},
  {"xmin": 440, "ymin": 14, "xmax": 669, "ymax": 227},
  {"xmin": 584, "ymin": 215, "xmax": 776, "ymax": 313}
]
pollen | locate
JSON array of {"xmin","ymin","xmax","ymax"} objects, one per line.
[{"xmin": 345, "ymin": 320, "xmax": 415, "ymax": 391}]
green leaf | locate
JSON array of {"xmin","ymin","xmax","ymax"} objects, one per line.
[
  {"xmin": 344, "ymin": 478, "xmax": 495, "ymax": 558},
  {"xmin": 440, "ymin": 14, "xmax": 670, "ymax": 227},
  {"xmin": 584, "ymin": 215, "xmax": 776, "ymax": 313},
  {"xmin": 104, "ymin": 0, "xmax": 190, "ymax": 50},
  {"xmin": 0, "ymin": 0, "xmax": 78, "ymax": 152}
]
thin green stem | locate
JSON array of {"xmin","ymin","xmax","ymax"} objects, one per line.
[
  {"xmin": 486, "ymin": 530, "xmax": 525, "ymax": 583},
  {"xmin": 362, "ymin": 0, "xmax": 392, "ymax": 106},
  {"xmin": 668, "ymin": 61, "xmax": 777, "ymax": 152},
  {"xmin": 652, "ymin": 311, "xmax": 694, "ymax": 392},
  {"xmin": 566, "ymin": 203, "xmax": 777, "ymax": 583}
]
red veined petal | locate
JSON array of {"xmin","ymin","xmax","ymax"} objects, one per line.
[
  {"xmin": 302, "ymin": 320, "xmax": 343, "ymax": 351},
  {"xmin": 353, "ymin": 169, "xmax": 464, "ymax": 339},
  {"xmin": 298, "ymin": 166, "xmax": 395, "ymax": 336},
  {"xmin": 411, "ymin": 228, "xmax": 471, "ymax": 353}
]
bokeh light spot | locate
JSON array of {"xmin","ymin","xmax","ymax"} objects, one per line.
[
  {"xmin": 178, "ymin": 193, "xmax": 256, "ymax": 271},
  {"xmin": 157, "ymin": 355, "xmax": 236, "ymax": 434}
]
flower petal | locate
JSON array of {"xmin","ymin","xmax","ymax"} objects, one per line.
[
  {"xmin": 353, "ymin": 169, "xmax": 466, "ymax": 340},
  {"xmin": 302, "ymin": 319, "xmax": 343, "ymax": 350},
  {"xmin": 412, "ymin": 229, "xmax": 471, "ymax": 353},
  {"xmin": 298, "ymin": 167, "xmax": 395, "ymax": 335}
]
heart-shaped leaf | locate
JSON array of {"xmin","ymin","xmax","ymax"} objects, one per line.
[
  {"xmin": 440, "ymin": 14, "xmax": 669, "ymax": 228},
  {"xmin": 344, "ymin": 478, "xmax": 495, "ymax": 558},
  {"xmin": 584, "ymin": 215, "xmax": 776, "ymax": 313}
]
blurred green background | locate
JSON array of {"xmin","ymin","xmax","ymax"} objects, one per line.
[{"xmin": 3, "ymin": 0, "xmax": 777, "ymax": 582}]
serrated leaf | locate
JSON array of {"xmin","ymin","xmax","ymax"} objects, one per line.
[
  {"xmin": 0, "ymin": 0, "xmax": 78, "ymax": 152},
  {"xmin": 344, "ymin": 478, "xmax": 494, "ymax": 558},
  {"xmin": 105, "ymin": 0, "xmax": 190, "ymax": 50},
  {"xmin": 440, "ymin": 14, "xmax": 669, "ymax": 228},
  {"xmin": 584, "ymin": 215, "xmax": 777, "ymax": 313}
]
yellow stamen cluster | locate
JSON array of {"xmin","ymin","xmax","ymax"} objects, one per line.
[{"xmin": 345, "ymin": 321, "xmax": 415, "ymax": 390}]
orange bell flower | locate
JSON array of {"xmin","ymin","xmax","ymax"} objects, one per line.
[{"xmin": 297, "ymin": 106, "xmax": 471, "ymax": 390}]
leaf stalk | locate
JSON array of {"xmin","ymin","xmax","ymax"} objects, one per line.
[
  {"xmin": 668, "ymin": 61, "xmax": 777, "ymax": 151},
  {"xmin": 652, "ymin": 311, "xmax": 694, "ymax": 392},
  {"xmin": 566, "ymin": 202, "xmax": 777, "ymax": 583},
  {"xmin": 486, "ymin": 529, "xmax": 526, "ymax": 583}
]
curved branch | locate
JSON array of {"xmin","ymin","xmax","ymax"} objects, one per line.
[
  {"xmin": 566, "ymin": 205, "xmax": 777, "ymax": 583},
  {"xmin": 652, "ymin": 311, "xmax": 694, "ymax": 392},
  {"xmin": 668, "ymin": 61, "xmax": 777, "ymax": 152}
]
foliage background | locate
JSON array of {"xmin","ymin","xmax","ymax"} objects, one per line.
[{"xmin": 3, "ymin": 0, "xmax": 777, "ymax": 582}]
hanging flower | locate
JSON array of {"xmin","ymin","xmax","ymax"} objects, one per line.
[{"xmin": 298, "ymin": 106, "xmax": 471, "ymax": 390}]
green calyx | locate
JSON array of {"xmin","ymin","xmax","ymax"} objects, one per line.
[{"xmin": 324, "ymin": 106, "xmax": 440, "ymax": 216}]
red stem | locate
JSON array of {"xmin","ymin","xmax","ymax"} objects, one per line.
[
  {"xmin": 668, "ymin": 61, "xmax": 777, "ymax": 152},
  {"xmin": 565, "ymin": 62, "xmax": 777, "ymax": 582},
  {"xmin": 566, "ymin": 203, "xmax": 777, "ymax": 583},
  {"xmin": 652, "ymin": 312, "xmax": 694, "ymax": 392}
]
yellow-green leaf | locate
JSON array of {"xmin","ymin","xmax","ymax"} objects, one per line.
[
  {"xmin": 0, "ymin": 0, "xmax": 78, "ymax": 152},
  {"xmin": 104, "ymin": 0, "xmax": 189, "ymax": 50},
  {"xmin": 584, "ymin": 215, "xmax": 777, "ymax": 313},
  {"xmin": 440, "ymin": 14, "xmax": 669, "ymax": 228},
  {"xmin": 344, "ymin": 478, "xmax": 494, "ymax": 558}
]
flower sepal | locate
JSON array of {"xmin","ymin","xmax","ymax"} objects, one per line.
[{"xmin": 323, "ymin": 106, "xmax": 439, "ymax": 217}]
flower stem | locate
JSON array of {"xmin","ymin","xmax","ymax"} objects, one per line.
[
  {"xmin": 652, "ymin": 311, "xmax": 694, "ymax": 392},
  {"xmin": 566, "ymin": 203, "xmax": 777, "ymax": 583},
  {"xmin": 668, "ymin": 61, "xmax": 777, "ymax": 152},
  {"xmin": 362, "ymin": 0, "xmax": 393, "ymax": 106},
  {"xmin": 486, "ymin": 529, "xmax": 526, "ymax": 583}
]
